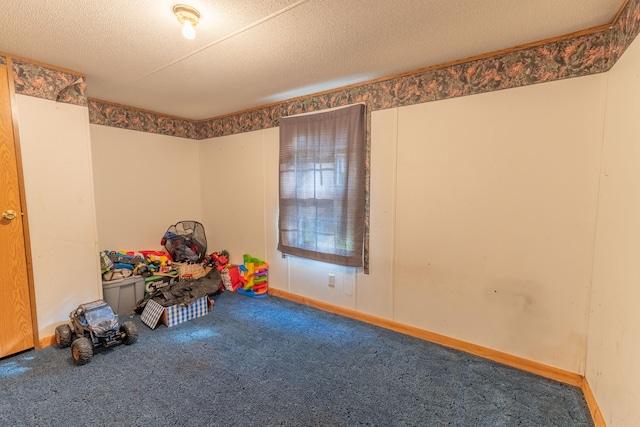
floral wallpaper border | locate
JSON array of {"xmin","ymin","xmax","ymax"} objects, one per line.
[
  {"xmin": 88, "ymin": 99, "xmax": 198, "ymax": 139},
  {"xmin": 198, "ymin": 30, "xmax": 611, "ymax": 139},
  {"xmin": 11, "ymin": 59, "xmax": 87, "ymax": 107},
  {"xmin": 5, "ymin": 24, "xmax": 617, "ymax": 129},
  {"xmin": 12, "ymin": 0, "xmax": 640, "ymax": 138},
  {"xmin": 609, "ymin": 0, "xmax": 640, "ymax": 66},
  {"xmin": 197, "ymin": 19, "xmax": 634, "ymax": 139}
]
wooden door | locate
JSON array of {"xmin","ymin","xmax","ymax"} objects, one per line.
[{"xmin": 0, "ymin": 63, "xmax": 35, "ymax": 357}]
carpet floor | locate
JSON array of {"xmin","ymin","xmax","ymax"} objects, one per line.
[{"xmin": 0, "ymin": 291, "xmax": 593, "ymax": 426}]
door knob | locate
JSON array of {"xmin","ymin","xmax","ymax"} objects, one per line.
[{"xmin": 2, "ymin": 210, "xmax": 17, "ymax": 220}]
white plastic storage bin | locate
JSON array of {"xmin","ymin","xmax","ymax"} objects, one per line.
[{"xmin": 102, "ymin": 276, "xmax": 145, "ymax": 317}]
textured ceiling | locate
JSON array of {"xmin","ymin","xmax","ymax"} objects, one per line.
[{"xmin": 0, "ymin": 0, "xmax": 624, "ymax": 120}]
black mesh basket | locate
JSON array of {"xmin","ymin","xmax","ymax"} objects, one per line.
[{"xmin": 161, "ymin": 221, "xmax": 207, "ymax": 263}]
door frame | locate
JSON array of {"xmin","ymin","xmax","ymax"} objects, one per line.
[{"xmin": 4, "ymin": 57, "xmax": 41, "ymax": 349}]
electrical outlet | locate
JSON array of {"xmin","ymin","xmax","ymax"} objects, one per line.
[{"xmin": 328, "ymin": 274, "xmax": 335, "ymax": 287}]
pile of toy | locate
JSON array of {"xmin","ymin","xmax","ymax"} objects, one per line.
[
  {"xmin": 161, "ymin": 221, "xmax": 207, "ymax": 263},
  {"xmin": 101, "ymin": 249, "xmax": 183, "ymax": 295},
  {"xmin": 205, "ymin": 250, "xmax": 233, "ymax": 290},
  {"xmin": 203, "ymin": 252, "xmax": 269, "ymax": 298},
  {"xmin": 100, "ymin": 250, "xmax": 172, "ymax": 278},
  {"xmin": 100, "ymin": 221, "xmax": 213, "ymax": 293},
  {"xmin": 99, "ymin": 220, "xmax": 270, "ymax": 300},
  {"xmin": 101, "ymin": 248, "xmax": 270, "ymax": 298},
  {"xmin": 236, "ymin": 254, "xmax": 269, "ymax": 298}
]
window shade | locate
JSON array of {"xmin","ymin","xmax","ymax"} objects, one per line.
[{"xmin": 278, "ymin": 104, "xmax": 365, "ymax": 267}]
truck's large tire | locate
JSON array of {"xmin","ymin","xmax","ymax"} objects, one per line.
[
  {"xmin": 71, "ymin": 337, "xmax": 93, "ymax": 365},
  {"xmin": 55, "ymin": 324, "xmax": 72, "ymax": 348},
  {"xmin": 121, "ymin": 321, "xmax": 138, "ymax": 345}
]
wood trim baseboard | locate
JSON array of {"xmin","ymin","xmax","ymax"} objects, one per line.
[
  {"xmin": 39, "ymin": 334, "xmax": 56, "ymax": 348},
  {"xmin": 268, "ymin": 288, "xmax": 583, "ymax": 387},
  {"xmin": 582, "ymin": 378, "xmax": 607, "ymax": 427}
]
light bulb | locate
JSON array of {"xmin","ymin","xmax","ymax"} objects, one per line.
[{"xmin": 182, "ymin": 20, "xmax": 196, "ymax": 39}]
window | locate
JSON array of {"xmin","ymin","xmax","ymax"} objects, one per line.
[{"xmin": 278, "ymin": 104, "xmax": 365, "ymax": 267}]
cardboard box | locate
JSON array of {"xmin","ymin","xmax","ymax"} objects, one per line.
[
  {"xmin": 141, "ymin": 296, "xmax": 214, "ymax": 329},
  {"xmin": 162, "ymin": 296, "xmax": 210, "ymax": 327}
]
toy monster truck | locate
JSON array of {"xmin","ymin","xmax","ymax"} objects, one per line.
[{"xmin": 55, "ymin": 299, "xmax": 138, "ymax": 365}]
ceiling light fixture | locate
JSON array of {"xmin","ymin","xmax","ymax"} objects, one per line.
[{"xmin": 173, "ymin": 4, "xmax": 200, "ymax": 40}]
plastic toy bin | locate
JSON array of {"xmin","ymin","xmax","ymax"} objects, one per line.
[{"xmin": 102, "ymin": 276, "xmax": 145, "ymax": 317}]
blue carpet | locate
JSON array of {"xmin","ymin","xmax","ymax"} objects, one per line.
[{"xmin": 0, "ymin": 291, "xmax": 593, "ymax": 426}]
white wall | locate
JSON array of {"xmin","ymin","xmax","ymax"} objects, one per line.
[
  {"xmin": 198, "ymin": 73, "xmax": 606, "ymax": 374},
  {"xmin": 355, "ymin": 109, "xmax": 397, "ymax": 318},
  {"xmin": 198, "ymin": 129, "xmax": 267, "ymax": 265},
  {"xmin": 392, "ymin": 77, "xmax": 605, "ymax": 372},
  {"xmin": 90, "ymin": 125, "xmax": 203, "ymax": 252},
  {"xmin": 16, "ymin": 95, "xmax": 101, "ymax": 337},
  {"xmin": 587, "ymin": 36, "xmax": 640, "ymax": 426}
]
